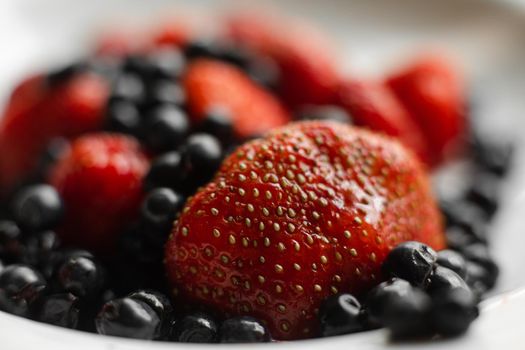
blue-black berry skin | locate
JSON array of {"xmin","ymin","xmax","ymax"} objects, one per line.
[
  {"xmin": 0, "ymin": 220, "xmax": 23, "ymax": 263},
  {"xmin": 319, "ymin": 294, "xmax": 363, "ymax": 337},
  {"xmin": 180, "ymin": 133, "xmax": 223, "ymax": 190},
  {"xmin": 12, "ymin": 184, "xmax": 64, "ymax": 232},
  {"xmin": 171, "ymin": 312, "xmax": 219, "ymax": 343},
  {"xmin": 144, "ymin": 151, "xmax": 184, "ymax": 191},
  {"xmin": 128, "ymin": 289, "xmax": 173, "ymax": 338},
  {"xmin": 143, "ymin": 105, "xmax": 189, "ymax": 152},
  {"xmin": 219, "ymin": 316, "xmax": 271, "ymax": 343},
  {"xmin": 38, "ymin": 293, "xmax": 80, "ymax": 329},
  {"xmin": 199, "ymin": 108, "xmax": 236, "ymax": 145},
  {"xmin": 427, "ymin": 266, "xmax": 470, "ymax": 296},
  {"xmin": 106, "ymin": 99, "xmax": 141, "ymax": 135},
  {"xmin": 57, "ymin": 256, "xmax": 105, "ymax": 299},
  {"xmin": 437, "ymin": 249, "xmax": 467, "ymax": 279},
  {"xmin": 95, "ymin": 297, "xmax": 161, "ymax": 339},
  {"xmin": 0, "ymin": 264, "xmax": 46, "ymax": 316},
  {"xmin": 382, "ymin": 241, "xmax": 437, "ymax": 287},
  {"xmin": 141, "ymin": 188, "xmax": 184, "ymax": 229},
  {"xmin": 431, "ymin": 288, "xmax": 479, "ymax": 336}
]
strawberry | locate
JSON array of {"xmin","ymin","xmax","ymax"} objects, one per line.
[
  {"xmin": 183, "ymin": 59, "xmax": 291, "ymax": 139},
  {"xmin": 337, "ymin": 79, "xmax": 431, "ymax": 165},
  {"xmin": 165, "ymin": 121, "xmax": 445, "ymax": 340},
  {"xmin": 0, "ymin": 72, "xmax": 109, "ymax": 195},
  {"xmin": 386, "ymin": 54, "xmax": 468, "ymax": 165},
  {"xmin": 48, "ymin": 134, "xmax": 149, "ymax": 253},
  {"xmin": 226, "ymin": 13, "xmax": 340, "ymax": 108}
]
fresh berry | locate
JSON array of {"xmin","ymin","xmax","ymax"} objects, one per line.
[
  {"xmin": 430, "ymin": 288, "xmax": 478, "ymax": 336},
  {"xmin": 460, "ymin": 243, "xmax": 499, "ymax": 288},
  {"xmin": 105, "ymin": 99, "xmax": 141, "ymax": 135},
  {"xmin": 382, "ymin": 241, "xmax": 437, "ymax": 287},
  {"xmin": 165, "ymin": 121, "xmax": 445, "ymax": 340},
  {"xmin": 141, "ymin": 188, "xmax": 184, "ymax": 230},
  {"xmin": 471, "ymin": 134, "xmax": 514, "ymax": 177},
  {"xmin": 57, "ymin": 256, "xmax": 106, "ymax": 298},
  {"xmin": 226, "ymin": 13, "xmax": 340, "ymax": 107},
  {"xmin": 170, "ymin": 312, "xmax": 219, "ymax": 343},
  {"xmin": 436, "ymin": 250, "xmax": 467, "ymax": 279},
  {"xmin": 0, "ymin": 264, "xmax": 47, "ymax": 316},
  {"xmin": 143, "ymin": 151, "xmax": 184, "ymax": 191},
  {"xmin": 426, "ymin": 266, "xmax": 470, "ymax": 295},
  {"xmin": 318, "ymin": 294, "xmax": 363, "ymax": 337},
  {"xmin": 337, "ymin": 79, "xmax": 431, "ymax": 165},
  {"xmin": 219, "ymin": 316, "xmax": 271, "ymax": 343},
  {"xmin": 179, "ymin": 133, "xmax": 223, "ymax": 190},
  {"xmin": 386, "ymin": 55, "xmax": 468, "ymax": 165},
  {"xmin": 11, "ymin": 184, "xmax": 64, "ymax": 232},
  {"xmin": 37, "ymin": 293, "xmax": 80, "ymax": 329},
  {"xmin": 183, "ymin": 59, "xmax": 290, "ymax": 139},
  {"xmin": 144, "ymin": 80, "xmax": 186, "ymax": 109},
  {"xmin": 464, "ymin": 173, "xmax": 500, "ymax": 218},
  {"xmin": 48, "ymin": 134, "xmax": 149, "ymax": 253},
  {"xmin": 95, "ymin": 297, "xmax": 161, "ymax": 339},
  {"xmin": 21, "ymin": 230, "xmax": 60, "ymax": 277},
  {"xmin": 198, "ymin": 108, "xmax": 236, "ymax": 146},
  {"xmin": 111, "ymin": 73, "xmax": 146, "ymax": 104},
  {"xmin": 0, "ymin": 73, "xmax": 109, "ymax": 194},
  {"xmin": 142, "ymin": 105, "xmax": 190, "ymax": 153},
  {"xmin": 128, "ymin": 289, "xmax": 174, "ymax": 338},
  {"xmin": 0, "ymin": 221, "xmax": 23, "ymax": 263}
]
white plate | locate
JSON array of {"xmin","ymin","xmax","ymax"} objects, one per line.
[{"xmin": 1, "ymin": 0, "xmax": 525, "ymax": 348}]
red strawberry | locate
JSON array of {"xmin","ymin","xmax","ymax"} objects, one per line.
[
  {"xmin": 0, "ymin": 73, "xmax": 109, "ymax": 195},
  {"xmin": 183, "ymin": 59, "xmax": 291, "ymax": 139},
  {"xmin": 337, "ymin": 79, "xmax": 431, "ymax": 165},
  {"xmin": 165, "ymin": 121, "xmax": 445, "ymax": 340},
  {"xmin": 226, "ymin": 13, "xmax": 340, "ymax": 108},
  {"xmin": 49, "ymin": 134, "xmax": 149, "ymax": 253},
  {"xmin": 386, "ymin": 54, "xmax": 468, "ymax": 165}
]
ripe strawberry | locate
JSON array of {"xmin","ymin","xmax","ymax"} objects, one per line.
[
  {"xmin": 0, "ymin": 73, "xmax": 109, "ymax": 195},
  {"xmin": 165, "ymin": 121, "xmax": 445, "ymax": 340},
  {"xmin": 386, "ymin": 55, "xmax": 468, "ymax": 165},
  {"xmin": 226, "ymin": 13, "xmax": 340, "ymax": 107},
  {"xmin": 337, "ymin": 79, "xmax": 431, "ymax": 165},
  {"xmin": 49, "ymin": 134, "xmax": 149, "ymax": 253},
  {"xmin": 183, "ymin": 59, "xmax": 291, "ymax": 139}
]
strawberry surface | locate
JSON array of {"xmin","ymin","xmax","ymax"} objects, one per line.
[
  {"xmin": 165, "ymin": 121, "xmax": 445, "ymax": 340},
  {"xmin": 183, "ymin": 59, "xmax": 291, "ymax": 139},
  {"xmin": 49, "ymin": 134, "xmax": 149, "ymax": 253},
  {"xmin": 386, "ymin": 55, "xmax": 468, "ymax": 166}
]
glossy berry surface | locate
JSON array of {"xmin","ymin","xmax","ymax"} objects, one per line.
[
  {"xmin": 141, "ymin": 188, "xmax": 184, "ymax": 229},
  {"xmin": 95, "ymin": 297, "xmax": 161, "ymax": 339},
  {"xmin": 431, "ymin": 288, "xmax": 479, "ymax": 336},
  {"xmin": 170, "ymin": 312, "xmax": 218, "ymax": 343},
  {"xmin": 437, "ymin": 249, "xmax": 467, "ymax": 279},
  {"xmin": 319, "ymin": 293, "xmax": 363, "ymax": 337},
  {"xmin": 179, "ymin": 133, "xmax": 223, "ymax": 189},
  {"xmin": 57, "ymin": 256, "xmax": 105, "ymax": 298},
  {"xmin": 0, "ymin": 264, "xmax": 46, "ymax": 316},
  {"xmin": 382, "ymin": 241, "xmax": 437, "ymax": 287},
  {"xmin": 142, "ymin": 105, "xmax": 189, "ymax": 152},
  {"xmin": 426, "ymin": 266, "xmax": 470, "ymax": 295},
  {"xmin": 143, "ymin": 151, "xmax": 184, "ymax": 191},
  {"xmin": 38, "ymin": 293, "xmax": 80, "ymax": 329},
  {"xmin": 219, "ymin": 316, "xmax": 271, "ymax": 343}
]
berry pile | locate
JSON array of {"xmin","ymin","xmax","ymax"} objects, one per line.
[{"xmin": 0, "ymin": 11, "xmax": 514, "ymax": 344}]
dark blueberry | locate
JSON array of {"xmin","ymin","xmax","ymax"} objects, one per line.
[
  {"xmin": 123, "ymin": 55, "xmax": 151, "ymax": 76},
  {"xmin": 436, "ymin": 249, "xmax": 467, "ymax": 279},
  {"xmin": 143, "ymin": 105, "xmax": 189, "ymax": 152},
  {"xmin": 0, "ymin": 264, "xmax": 46, "ymax": 316},
  {"xmin": 445, "ymin": 225, "xmax": 486, "ymax": 251},
  {"xmin": 247, "ymin": 57, "xmax": 280, "ymax": 90},
  {"xmin": 129, "ymin": 289, "xmax": 173, "ymax": 339},
  {"xmin": 461, "ymin": 243, "xmax": 499, "ymax": 289},
  {"xmin": 22, "ymin": 231, "xmax": 60, "ymax": 277},
  {"xmin": 219, "ymin": 45, "xmax": 253, "ymax": 69},
  {"xmin": 219, "ymin": 316, "xmax": 270, "ymax": 343},
  {"xmin": 366, "ymin": 278, "xmax": 431, "ymax": 338},
  {"xmin": 464, "ymin": 173, "xmax": 500, "ymax": 218},
  {"xmin": 144, "ymin": 80, "xmax": 186, "ymax": 108},
  {"xmin": 472, "ymin": 135, "xmax": 513, "ymax": 177},
  {"xmin": 111, "ymin": 73, "xmax": 146, "ymax": 104},
  {"xmin": 171, "ymin": 312, "xmax": 218, "ymax": 343},
  {"xmin": 35, "ymin": 138, "xmax": 70, "ymax": 179},
  {"xmin": 143, "ymin": 151, "xmax": 184, "ymax": 191},
  {"xmin": 319, "ymin": 293, "xmax": 363, "ymax": 337},
  {"xmin": 105, "ymin": 99, "xmax": 141, "ymax": 135},
  {"xmin": 198, "ymin": 108, "xmax": 235, "ymax": 145},
  {"xmin": 464, "ymin": 261, "xmax": 494, "ymax": 296},
  {"xmin": 147, "ymin": 48, "xmax": 186, "ymax": 80},
  {"xmin": 46, "ymin": 62, "xmax": 86, "ymax": 86},
  {"xmin": 0, "ymin": 260, "xmax": 3, "ymax": 273},
  {"xmin": 180, "ymin": 134, "xmax": 223, "ymax": 190},
  {"xmin": 439, "ymin": 199, "xmax": 489, "ymax": 229},
  {"xmin": 431, "ymin": 288, "xmax": 479, "ymax": 336},
  {"xmin": 427, "ymin": 266, "xmax": 470, "ymax": 295},
  {"xmin": 38, "ymin": 293, "xmax": 80, "ymax": 329},
  {"xmin": 141, "ymin": 188, "xmax": 184, "ymax": 229},
  {"xmin": 12, "ymin": 184, "xmax": 64, "ymax": 232},
  {"xmin": 95, "ymin": 297, "xmax": 161, "ymax": 339},
  {"xmin": 0, "ymin": 220, "xmax": 23, "ymax": 262},
  {"xmin": 57, "ymin": 256, "xmax": 105, "ymax": 298},
  {"xmin": 183, "ymin": 39, "xmax": 225, "ymax": 61},
  {"xmin": 382, "ymin": 241, "xmax": 437, "ymax": 287},
  {"xmin": 297, "ymin": 105, "xmax": 353, "ymax": 124}
]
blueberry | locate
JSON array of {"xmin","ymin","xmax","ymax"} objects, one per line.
[
  {"xmin": 35, "ymin": 138, "xmax": 70, "ymax": 179},
  {"xmin": 171, "ymin": 312, "xmax": 218, "ymax": 343},
  {"xmin": 180, "ymin": 134, "xmax": 223, "ymax": 190},
  {"xmin": 366, "ymin": 278, "xmax": 431, "ymax": 338},
  {"xmin": 147, "ymin": 48, "xmax": 186, "ymax": 80},
  {"xmin": 219, "ymin": 316, "xmax": 270, "ymax": 343},
  {"xmin": 461, "ymin": 243, "xmax": 499, "ymax": 289},
  {"xmin": 141, "ymin": 188, "xmax": 184, "ymax": 229},
  {"xmin": 427, "ymin": 266, "xmax": 470, "ymax": 295},
  {"xmin": 297, "ymin": 105, "xmax": 353, "ymax": 124},
  {"xmin": 22, "ymin": 231, "xmax": 60, "ymax": 277},
  {"xmin": 431, "ymin": 288, "xmax": 479, "ymax": 336},
  {"xmin": 440, "ymin": 199, "xmax": 489, "ymax": 229},
  {"xmin": 198, "ymin": 108, "xmax": 236, "ymax": 145},
  {"xmin": 143, "ymin": 152, "xmax": 184, "ymax": 191},
  {"xmin": 12, "ymin": 184, "xmax": 64, "ymax": 232},
  {"xmin": 0, "ymin": 260, "xmax": 3, "ymax": 273},
  {"xmin": 464, "ymin": 173, "xmax": 500, "ymax": 218},
  {"xmin": 0, "ymin": 264, "xmax": 46, "ymax": 316},
  {"xmin": 0, "ymin": 220, "xmax": 23, "ymax": 262},
  {"xmin": 382, "ymin": 241, "xmax": 437, "ymax": 287},
  {"xmin": 183, "ymin": 40, "xmax": 226, "ymax": 61},
  {"xmin": 145, "ymin": 80, "xmax": 186, "ymax": 108},
  {"xmin": 38, "ymin": 293, "xmax": 80, "ymax": 329},
  {"xmin": 436, "ymin": 249, "xmax": 467, "ymax": 279},
  {"xmin": 464, "ymin": 261, "xmax": 495, "ymax": 296},
  {"xmin": 247, "ymin": 57, "xmax": 280, "ymax": 90},
  {"xmin": 445, "ymin": 225, "xmax": 486, "ymax": 251},
  {"xmin": 123, "ymin": 55, "xmax": 151, "ymax": 76},
  {"xmin": 96, "ymin": 297, "xmax": 161, "ymax": 339},
  {"xmin": 111, "ymin": 73, "xmax": 145, "ymax": 104},
  {"xmin": 472, "ymin": 136, "xmax": 513, "ymax": 177},
  {"xmin": 46, "ymin": 62, "xmax": 86, "ymax": 86},
  {"xmin": 106, "ymin": 99, "xmax": 141, "ymax": 135},
  {"xmin": 319, "ymin": 293, "xmax": 363, "ymax": 337},
  {"xmin": 129, "ymin": 289, "xmax": 173, "ymax": 338},
  {"xmin": 57, "ymin": 256, "xmax": 105, "ymax": 298},
  {"xmin": 143, "ymin": 105, "xmax": 189, "ymax": 152}
]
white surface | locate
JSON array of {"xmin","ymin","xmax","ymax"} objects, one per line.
[{"xmin": 1, "ymin": 0, "xmax": 525, "ymax": 348}]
